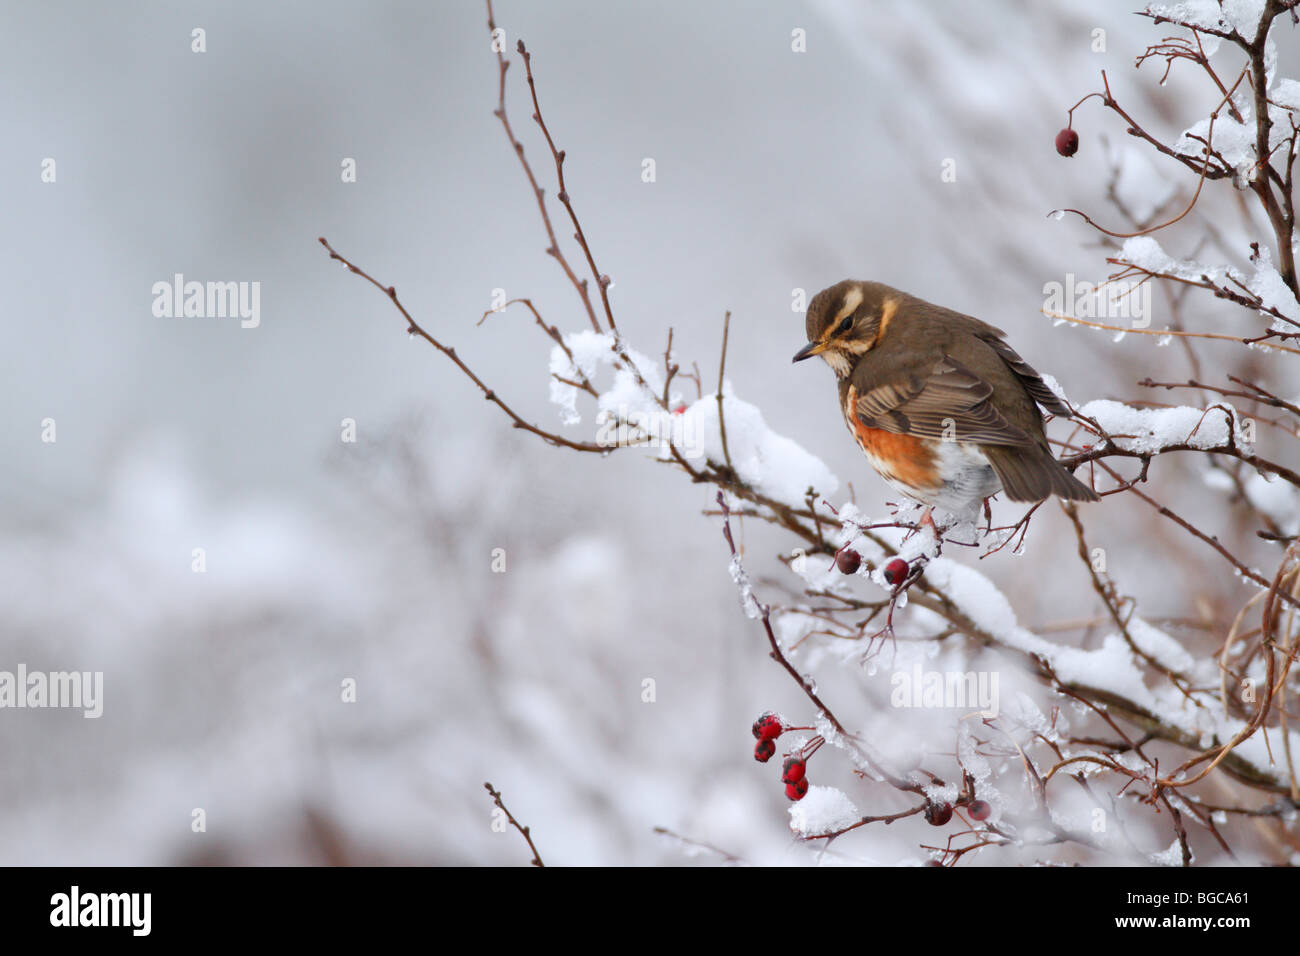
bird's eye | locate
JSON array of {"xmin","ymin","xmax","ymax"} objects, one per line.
[{"xmin": 838, "ymin": 315, "xmax": 854, "ymax": 334}]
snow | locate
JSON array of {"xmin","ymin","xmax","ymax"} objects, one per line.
[
  {"xmin": 1115, "ymin": 237, "xmax": 1300, "ymax": 328},
  {"xmin": 1128, "ymin": 618, "xmax": 1196, "ymax": 674},
  {"xmin": 908, "ymin": 559, "xmax": 1211, "ymax": 736},
  {"xmin": 1148, "ymin": 838, "xmax": 1188, "ymax": 866},
  {"xmin": 1056, "ymin": 635, "xmax": 1166, "ymax": 711},
  {"xmin": 1146, "ymin": 0, "xmax": 1263, "ymax": 38},
  {"xmin": 1242, "ymin": 472, "xmax": 1300, "ymax": 535},
  {"xmin": 788, "ymin": 786, "xmax": 861, "ymax": 836},
  {"xmin": 1117, "ymin": 236, "xmax": 1174, "ymax": 274},
  {"xmin": 1078, "ymin": 399, "xmax": 1246, "ymax": 454},
  {"xmin": 1222, "ymin": 0, "xmax": 1267, "ymax": 36},
  {"xmin": 922, "ymin": 558, "xmax": 1032, "ymax": 650},
  {"xmin": 1275, "ymin": 79, "xmax": 1300, "ymax": 111},
  {"xmin": 1116, "ymin": 236, "xmax": 1227, "ymax": 287},
  {"xmin": 550, "ymin": 330, "xmax": 838, "ymax": 507},
  {"xmin": 548, "ymin": 331, "xmax": 611, "ymax": 425},
  {"xmin": 1174, "ymin": 115, "xmax": 1257, "ymax": 183},
  {"xmin": 1145, "ymin": 1, "xmax": 1229, "ymax": 31},
  {"xmin": 675, "ymin": 386, "xmax": 840, "ymax": 506},
  {"xmin": 1246, "ymin": 246, "xmax": 1300, "ymax": 330},
  {"xmin": 548, "ymin": 330, "xmax": 666, "ymax": 427}
]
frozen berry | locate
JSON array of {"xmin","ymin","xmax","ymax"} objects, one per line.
[
  {"xmin": 836, "ymin": 549, "xmax": 861, "ymax": 574},
  {"xmin": 968, "ymin": 800, "xmax": 992, "ymax": 822},
  {"xmin": 1055, "ymin": 127, "xmax": 1079, "ymax": 157},
  {"xmin": 754, "ymin": 739, "xmax": 776, "ymax": 762},
  {"xmin": 924, "ymin": 802, "xmax": 953, "ymax": 826},
  {"xmin": 924, "ymin": 859, "xmax": 944, "ymax": 867},
  {"xmin": 672, "ymin": 404, "xmax": 687, "ymax": 414},
  {"xmin": 884, "ymin": 558, "xmax": 909, "ymax": 586},
  {"xmin": 786, "ymin": 778, "xmax": 809, "ymax": 801},
  {"xmin": 781, "ymin": 757, "xmax": 806, "ymax": 785},
  {"xmin": 752, "ymin": 713, "xmax": 783, "ymax": 741}
]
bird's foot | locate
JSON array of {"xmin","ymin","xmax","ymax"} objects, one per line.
[{"xmin": 901, "ymin": 506, "xmax": 940, "ymax": 543}]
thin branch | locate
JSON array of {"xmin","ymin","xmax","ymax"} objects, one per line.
[{"xmin": 484, "ymin": 781, "xmax": 545, "ymax": 867}]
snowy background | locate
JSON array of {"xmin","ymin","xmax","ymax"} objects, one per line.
[{"xmin": 1, "ymin": 1, "xmax": 1297, "ymax": 864}]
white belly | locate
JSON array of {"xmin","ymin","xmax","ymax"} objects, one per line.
[{"xmin": 924, "ymin": 442, "xmax": 1001, "ymax": 513}]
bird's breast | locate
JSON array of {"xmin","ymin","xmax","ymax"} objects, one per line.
[
  {"xmin": 843, "ymin": 386, "xmax": 941, "ymax": 493},
  {"xmin": 843, "ymin": 385, "xmax": 1001, "ymax": 511}
]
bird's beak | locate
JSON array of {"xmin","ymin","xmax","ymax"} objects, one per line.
[{"xmin": 792, "ymin": 340, "xmax": 825, "ymax": 363}]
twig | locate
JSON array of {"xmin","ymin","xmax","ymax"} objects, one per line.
[
  {"xmin": 483, "ymin": 781, "xmax": 545, "ymax": 867},
  {"xmin": 716, "ymin": 310, "xmax": 735, "ymax": 475}
]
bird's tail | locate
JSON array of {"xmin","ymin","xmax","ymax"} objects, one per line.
[{"xmin": 984, "ymin": 445, "xmax": 1099, "ymax": 503}]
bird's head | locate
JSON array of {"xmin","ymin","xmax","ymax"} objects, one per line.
[{"xmin": 793, "ymin": 280, "xmax": 901, "ymax": 378}]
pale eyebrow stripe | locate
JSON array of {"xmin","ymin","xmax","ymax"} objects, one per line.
[{"xmin": 825, "ymin": 286, "xmax": 864, "ymax": 339}]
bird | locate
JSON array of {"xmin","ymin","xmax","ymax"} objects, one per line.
[{"xmin": 793, "ymin": 280, "xmax": 1097, "ymax": 522}]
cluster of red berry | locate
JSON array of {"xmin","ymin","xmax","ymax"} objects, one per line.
[
  {"xmin": 835, "ymin": 549, "xmax": 910, "ymax": 588},
  {"xmin": 751, "ymin": 713, "xmax": 823, "ymax": 801},
  {"xmin": 923, "ymin": 797, "xmax": 992, "ymax": 827}
]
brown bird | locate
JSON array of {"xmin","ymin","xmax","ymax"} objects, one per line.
[{"xmin": 793, "ymin": 280, "xmax": 1097, "ymax": 520}]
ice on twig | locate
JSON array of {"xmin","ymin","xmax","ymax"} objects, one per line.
[{"xmin": 727, "ymin": 554, "xmax": 762, "ymax": 620}]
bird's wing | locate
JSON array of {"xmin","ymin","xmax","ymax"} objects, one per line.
[
  {"xmin": 853, "ymin": 355, "xmax": 1035, "ymax": 447},
  {"xmin": 978, "ymin": 334, "xmax": 1073, "ymax": 417}
]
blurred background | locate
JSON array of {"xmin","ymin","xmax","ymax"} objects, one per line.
[{"xmin": 1, "ymin": 1, "xmax": 1296, "ymax": 864}]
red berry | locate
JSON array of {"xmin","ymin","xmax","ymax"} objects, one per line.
[
  {"xmin": 754, "ymin": 739, "xmax": 776, "ymax": 762},
  {"xmin": 968, "ymin": 800, "xmax": 992, "ymax": 822},
  {"xmin": 924, "ymin": 859, "xmax": 944, "ymax": 867},
  {"xmin": 884, "ymin": 558, "xmax": 909, "ymax": 586},
  {"xmin": 836, "ymin": 549, "xmax": 861, "ymax": 574},
  {"xmin": 924, "ymin": 802, "xmax": 953, "ymax": 826},
  {"xmin": 786, "ymin": 778, "xmax": 809, "ymax": 801},
  {"xmin": 672, "ymin": 404, "xmax": 687, "ymax": 414},
  {"xmin": 1055, "ymin": 127, "xmax": 1079, "ymax": 157},
  {"xmin": 781, "ymin": 757, "xmax": 806, "ymax": 785},
  {"xmin": 752, "ymin": 713, "xmax": 783, "ymax": 741}
]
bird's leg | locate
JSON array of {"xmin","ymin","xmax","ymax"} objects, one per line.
[
  {"xmin": 918, "ymin": 506, "xmax": 939, "ymax": 537},
  {"xmin": 982, "ymin": 498, "xmax": 993, "ymax": 536}
]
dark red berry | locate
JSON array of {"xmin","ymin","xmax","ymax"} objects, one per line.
[
  {"xmin": 884, "ymin": 558, "xmax": 909, "ymax": 586},
  {"xmin": 924, "ymin": 859, "xmax": 944, "ymax": 867},
  {"xmin": 968, "ymin": 800, "xmax": 992, "ymax": 821},
  {"xmin": 924, "ymin": 802, "xmax": 953, "ymax": 826},
  {"xmin": 752, "ymin": 713, "xmax": 783, "ymax": 741},
  {"xmin": 786, "ymin": 778, "xmax": 809, "ymax": 801},
  {"xmin": 836, "ymin": 548, "xmax": 861, "ymax": 574},
  {"xmin": 754, "ymin": 739, "xmax": 776, "ymax": 762},
  {"xmin": 781, "ymin": 757, "xmax": 806, "ymax": 785},
  {"xmin": 1055, "ymin": 127, "xmax": 1079, "ymax": 157}
]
